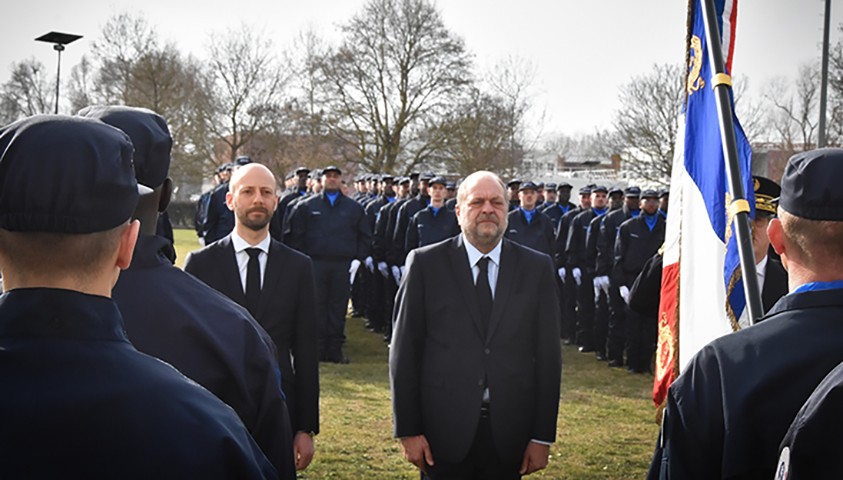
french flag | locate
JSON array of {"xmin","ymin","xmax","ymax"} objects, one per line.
[{"xmin": 653, "ymin": 0, "xmax": 754, "ymax": 409}]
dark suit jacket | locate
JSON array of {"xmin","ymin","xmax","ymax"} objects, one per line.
[
  {"xmin": 390, "ymin": 236, "xmax": 562, "ymax": 469},
  {"xmin": 185, "ymin": 235, "xmax": 320, "ymax": 434},
  {"xmin": 761, "ymin": 258, "xmax": 788, "ymax": 315}
]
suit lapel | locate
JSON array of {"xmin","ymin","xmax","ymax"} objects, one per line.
[
  {"xmin": 257, "ymin": 241, "xmax": 283, "ymax": 319},
  {"xmin": 219, "ymin": 236, "xmax": 248, "ymax": 307},
  {"xmin": 487, "ymin": 239, "xmax": 515, "ymax": 342},
  {"xmin": 450, "ymin": 236, "xmax": 484, "ymax": 338}
]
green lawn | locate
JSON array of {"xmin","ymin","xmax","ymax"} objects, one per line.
[{"xmin": 175, "ymin": 229, "xmax": 660, "ymax": 479}]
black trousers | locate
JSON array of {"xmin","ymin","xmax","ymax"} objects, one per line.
[
  {"xmin": 424, "ymin": 416, "xmax": 521, "ymax": 480},
  {"xmin": 313, "ymin": 259, "xmax": 351, "ymax": 352},
  {"xmin": 593, "ymin": 288, "xmax": 610, "ymax": 357},
  {"xmin": 626, "ymin": 307, "xmax": 657, "ymax": 373},
  {"xmin": 560, "ymin": 271, "xmax": 578, "ymax": 340},
  {"xmin": 368, "ymin": 269, "xmax": 385, "ymax": 332},
  {"xmin": 351, "ymin": 266, "xmax": 368, "ymax": 316},
  {"xmin": 575, "ymin": 271, "xmax": 595, "ymax": 348},
  {"xmin": 606, "ymin": 280, "xmax": 627, "ymax": 363}
]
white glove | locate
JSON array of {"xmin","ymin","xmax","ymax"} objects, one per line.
[
  {"xmin": 596, "ymin": 275, "xmax": 611, "ymax": 295},
  {"xmin": 365, "ymin": 256, "xmax": 375, "ymax": 273},
  {"xmin": 400, "ymin": 265, "xmax": 406, "ymax": 277},
  {"xmin": 619, "ymin": 285, "xmax": 630, "ymax": 304},
  {"xmin": 349, "ymin": 259, "xmax": 361, "ymax": 284},
  {"xmin": 378, "ymin": 261, "xmax": 389, "ymax": 278},
  {"xmin": 593, "ymin": 277, "xmax": 602, "ymax": 298},
  {"xmin": 391, "ymin": 265, "xmax": 402, "ymax": 285},
  {"xmin": 572, "ymin": 268, "xmax": 582, "ymax": 286},
  {"xmin": 557, "ymin": 267, "xmax": 566, "ymax": 282},
  {"xmin": 198, "ymin": 237, "xmax": 206, "ymax": 247}
]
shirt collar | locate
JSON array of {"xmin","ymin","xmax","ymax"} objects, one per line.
[
  {"xmin": 231, "ymin": 230, "xmax": 271, "ymax": 254},
  {"xmin": 462, "ymin": 233, "xmax": 502, "ymax": 269}
]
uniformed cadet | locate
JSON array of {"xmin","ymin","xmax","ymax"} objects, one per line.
[
  {"xmin": 554, "ymin": 185, "xmax": 591, "ymax": 342},
  {"xmin": 80, "ymin": 105, "xmax": 295, "ymax": 478},
  {"xmin": 536, "ymin": 181, "xmax": 546, "ymax": 207},
  {"xmin": 542, "ymin": 182, "xmax": 558, "ymax": 210},
  {"xmin": 205, "ymin": 161, "xmax": 236, "ymax": 244},
  {"xmin": 596, "ymin": 186, "xmax": 641, "ymax": 367},
  {"xmin": 353, "ymin": 175, "xmax": 369, "ymax": 203},
  {"xmin": 505, "ymin": 181, "xmax": 556, "ymax": 257},
  {"xmin": 542, "ymin": 182, "xmax": 576, "ymax": 231},
  {"xmin": 284, "ymin": 166, "xmax": 372, "ymax": 363},
  {"xmin": 405, "ymin": 176, "xmax": 460, "ymax": 252},
  {"xmin": 658, "ymin": 188, "xmax": 669, "ymax": 218},
  {"xmin": 390, "ymin": 172, "xmax": 433, "ymax": 277},
  {"xmin": 0, "ymin": 114, "xmax": 277, "ymax": 479},
  {"xmin": 649, "ymin": 148, "xmax": 843, "ymax": 479},
  {"xmin": 566, "ymin": 185, "xmax": 609, "ymax": 351},
  {"xmin": 361, "ymin": 174, "xmax": 396, "ymax": 331},
  {"xmin": 195, "ymin": 165, "xmax": 223, "ymax": 243},
  {"xmin": 507, "ymin": 178, "xmax": 522, "ymax": 211},
  {"xmin": 270, "ymin": 166, "xmax": 310, "ymax": 242},
  {"xmin": 614, "ymin": 189, "xmax": 665, "ymax": 374},
  {"xmin": 735, "ymin": 176, "xmax": 788, "ymax": 328},
  {"xmin": 445, "ymin": 180, "xmax": 459, "ymax": 211},
  {"xmin": 375, "ymin": 176, "xmax": 411, "ymax": 341},
  {"xmin": 589, "ymin": 186, "xmax": 624, "ymax": 361}
]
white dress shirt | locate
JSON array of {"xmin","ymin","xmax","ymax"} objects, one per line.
[
  {"xmin": 462, "ymin": 234, "xmax": 502, "ymax": 298},
  {"xmin": 231, "ymin": 231, "xmax": 271, "ymax": 293},
  {"xmin": 738, "ymin": 255, "xmax": 768, "ymax": 329}
]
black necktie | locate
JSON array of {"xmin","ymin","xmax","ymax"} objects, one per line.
[
  {"xmin": 476, "ymin": 256, "xmax": 493, "ymax": 335},
  {"xmin": 245, "ymin": 248, "xmax": 262, "ymax": 316}
]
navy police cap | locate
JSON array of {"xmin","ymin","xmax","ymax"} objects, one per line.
[
  {"xmin": 780, "ymin": 148, "xmax": 843, "ymax": 221},
  {"xmin": 78, "ymin": 105, "xmax": 172, "ymax": 188},
  {"xmin": 519, "ymin": 181, "xmax": 538, "ymax": 192},
  {"xmin": 625, "ymin": 186, "xmax": 641, "ymax": 197},
  {"xmin": 0, "ymin": 114, "xmax": 144, "ymax": 234},
  {"xmin": 429, "ymin": 176, "xmax": 447, "ymax": 187}
]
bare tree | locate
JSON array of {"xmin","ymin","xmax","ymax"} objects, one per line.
[
  {"xmin": 204, "ymin": 24, "xmax": 289, "ymax": 164},
  {"xmin": 763, "ymin": 63, "xmax": 820, "ymax": 153},
  {"xmin": 612, "ymin": 63, "xmax": 685, "ymax": 185},
  {"xmin": 90, "ymin": 11, "xmax": 159, "ymax": 104},
  {"xmin": 430, "ymin": 88, "xmax": 521, "ymax": 176},
  {"xmin": 316, "ymin": 0, "xmax": 473, "ymax": 173},
  {"xmin": 0, "ymin": 58, "xmax": 53, "ymax": 123}
]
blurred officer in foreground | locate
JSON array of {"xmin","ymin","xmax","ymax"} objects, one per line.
[
  {"xmin": 80, "ymin": 106, "xmax": 295, "ymax": 478},
  {"xmin": 0, "ymin": 115, "xmax": 276, "ymax": 479},
  {"xmin": 285, "ymin": 166, "xmax": 371, "ymax": 363},
  {"xmin": 649, "ymin": 148, "xmax": 843, "ymax": 479}
]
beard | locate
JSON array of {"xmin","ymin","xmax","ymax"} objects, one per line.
[
  {"xmin": 237, "ymin": 206, "xmax": 271, "ymax": 231},
  {"xmin": 463, "ymin": 213, "xmax": 507, "ymax": 248}
]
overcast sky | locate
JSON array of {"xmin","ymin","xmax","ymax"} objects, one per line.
[{"xmin": 2, "ymin": 0, "xmax": 839, "ymax": 138}]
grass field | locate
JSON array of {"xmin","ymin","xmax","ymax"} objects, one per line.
[{"xmin": 174, "ymin": 229, "xmax": 660, "ymax": 479}]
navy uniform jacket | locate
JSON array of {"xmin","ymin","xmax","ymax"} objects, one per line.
[
  {"xmin": 366, "ymin": 195, "xmax": 394, "ymax": 236},
  {"xmin": 373, "ymin": 199, "xmax": 400, "ymax": 263},
  {"xmin": 113, "ymin": 235, "xmax": 295, "ymax": 478},
  {"xmin": 541, "ymin": 201, "xmax": 576, "ymax": 231},
  {"xmin": 613, "ymin": 214, "xmax": 666, "ymax": 287},
  {"xmin": 392, "ymin": 195, "xmax": 430, "ymax": 266},
  {"xmin": 405, "ymin": 205, "xmax": 460, "ymax": 252},
  {"xmin": 597, "ymin": 206, "xmax": 638, "ymax": 277},
  {"xmin": 285, "ymin": 192, "xmax": 372, "ymax": 262},
  {"xmin": 0, "ymin": 288, "xmax": 277, "ymax": 479},
  {"xmin": 195, "ymin": 189, "xmax": 212, "ymax": 237},
  {"xmin": 185, "ymin": 235, "xmax": 320, "ymax": 436},
  {"xmin": 554, "ymin": 206, "xmax": 583, "ymax": 268},
  {"xmin": 269, "ymin": 189, "xmax": 307, "ymax": 242},
  {"xmin": 445, "ymin": 197, "xmax": 457, "ymax": 211},
  {"xmin": 505, "ymin": 208, "xmax": 555, "ymax": 257},
  {"xmin": 566, "ymin": 208, "xmax": 599, "ymax": 273},
  {"xmin": 205, "ymin": 181, "xmax": 235, "ymax": 244},
  {"xmin": 648, "ymin": 288, "xmax": 843, "ymax": 480},
  {"xmin": 385, "ymin": 197, "xmax": 412, "ymax": 266}
]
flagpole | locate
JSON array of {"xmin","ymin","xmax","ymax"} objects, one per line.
[{"xmin": 699, "ymin": 0, "xmax": 764, "ymax": 325}]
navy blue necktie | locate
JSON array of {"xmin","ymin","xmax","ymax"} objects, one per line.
[
  {"xmin": 245, "ymin": 248, "xmax": 262, "ymax": 316},
  {"xmin": 476, "ymin": 257, "xmax": 493, "ymax": 334}
]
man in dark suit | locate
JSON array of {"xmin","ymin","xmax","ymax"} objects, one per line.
[
  {"xmin": 390, "ymin": 171, "xmax": 562, "ymax": 479},
  {"xmin": 185, "ymin": 163, "xmax": 319, "ymax": 472}
]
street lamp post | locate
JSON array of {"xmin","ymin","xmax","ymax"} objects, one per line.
[{"xmin": 35, "ymin": 31, "xmax": 82, "ymax": 114}]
